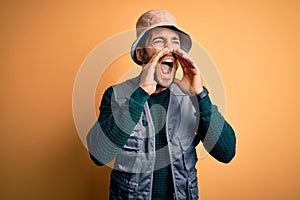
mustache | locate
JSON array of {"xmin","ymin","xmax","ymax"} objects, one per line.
[{"xmin": 159, "ymin": 53, "xmax": 177, "ymax": 62}]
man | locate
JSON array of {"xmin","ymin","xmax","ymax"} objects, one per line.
[{"xmin": 87, "ymin": 9, "xmax": 236, "ymax": 200}]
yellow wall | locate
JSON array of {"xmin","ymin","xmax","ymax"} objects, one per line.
[{"xmin": 1, "ymin": 0, "xmax": 300, "ymax": 199}]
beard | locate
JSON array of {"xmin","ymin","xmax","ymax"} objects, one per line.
[{"xmin": 154, "ymin": 69, "xmax": 176, "ymax": 88}]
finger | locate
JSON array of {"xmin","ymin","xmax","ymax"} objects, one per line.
[
  {"xmin": 175, "ymin": 50, "xmax": 201, "ymax": 76},
  {"xmin": 149, "ymin": 47, "xmax": 172, "ymax": 65},
  {"xmin": 178, "ymin": 57, "xmax": 190, "ymax": 69},
  {"xmin": 177, "ymin": 57, "xmax": 191, "ymax": 75},
  {"xmin": 174, "ymin": 48, "xmax": 191, "ymax": 60},
  {"xmin": 174, "ymin": 48, "xmax": 197, "ymax": 67}
]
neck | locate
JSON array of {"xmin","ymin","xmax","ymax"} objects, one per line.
[{"xmin": 154, "ymin": 85, "xmax": 168, "ymax": 94}]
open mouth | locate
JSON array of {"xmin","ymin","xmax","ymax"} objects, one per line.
[{"xmin": 160, "ymin": 58, "xmax": 173, "ymax": 74}]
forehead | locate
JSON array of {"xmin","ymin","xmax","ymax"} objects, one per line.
[{"xmin": 146, "ymin": 27, "xmax": 180, "ymax": 40}]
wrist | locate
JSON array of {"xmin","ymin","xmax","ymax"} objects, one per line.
[
  {"xmin": 194, "ymin": 87, "xmax": 204, "ymax": 95},
  {"xmin": 139, "ymin": 82, "xmax": 157, "ymax": 95},
  {"xmin": 197, "ymin": 86, "xmax": 209, "ymax": 99}
]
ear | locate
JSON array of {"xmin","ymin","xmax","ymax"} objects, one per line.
[{"xmin": 135, "ymin": 48, "xmax": 144, "ymax": 63}]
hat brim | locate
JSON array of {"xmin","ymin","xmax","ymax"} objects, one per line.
[{"xmin": 131, "ymin": 25, "xmax": 192, "ymax": 65}]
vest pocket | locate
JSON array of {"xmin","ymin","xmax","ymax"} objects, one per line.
[
  {"xmin": 115, "ymin": 137, "xmax": 143, "ymax": 173},
  {"xmin": 110, "ymin": 171, "xmax": 138, "ymax": 200},
  {"xmin": 122, "ymin": 136, "xmax": 141, "ymax": 152}
]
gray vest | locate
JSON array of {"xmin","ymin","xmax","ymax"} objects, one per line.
[{"xmin": 110, "ymin": 77, "xmax": 200, "ymax": 200}]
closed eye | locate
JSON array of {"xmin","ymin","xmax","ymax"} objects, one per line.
[
  {"xmin": 153, "ymin": 38, "xmax": 164, "ymax": 44},
  {"xmin": 173, "ymin": 40, "xmax": 180, "ymax": 45},
  {"xmin": 172, "ymin": 38, "xmax": 180, "ymax": 45}
]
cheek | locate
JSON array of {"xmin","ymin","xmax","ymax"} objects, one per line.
[{"xmin": 144, "ymin": 48, "xmax": 159, "ymax": 60}]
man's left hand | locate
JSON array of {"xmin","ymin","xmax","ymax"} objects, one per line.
[{"xmin": 173, "ymin": 48, "xmax": 204, "ymax": 95}]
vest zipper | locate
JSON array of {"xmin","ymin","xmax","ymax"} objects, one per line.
[
  {"xmin": 144, "ymin": 102, "xmax": 155, "ymax": 200},
  {"xmin": 166, "ymin": 92, "xmax": 179, "ymax": 200}
]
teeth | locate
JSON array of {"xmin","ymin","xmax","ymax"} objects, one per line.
[{"xmin": 163, "ymin": 58, "xmax": 173, "ymax": 63}]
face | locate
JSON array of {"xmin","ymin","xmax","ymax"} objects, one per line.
[{"xmin": 137, "ymin": 27, "xmax": 181, "ymax": 88}]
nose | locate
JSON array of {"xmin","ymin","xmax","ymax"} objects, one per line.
[{"xmin": 164, "ymin": 39, "xmax": 177, "ymax": 50}]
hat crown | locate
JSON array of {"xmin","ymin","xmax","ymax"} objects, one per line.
[
  {"xmin": 131, "ymin": 9, "xmax": 192, "ymax": 65},
  {"xmin": 136, "ymin": 9, "xmax": 177, "ymax": 37}
]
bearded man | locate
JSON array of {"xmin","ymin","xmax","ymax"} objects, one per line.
[{"xmin": 87, "ymin": 9, "xmax": 236, "ymax": 200}]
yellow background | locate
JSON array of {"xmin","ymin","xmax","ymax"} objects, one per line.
[{"xmin": 1, "ymin": 0, "xmax": 300, "ymax": 199}]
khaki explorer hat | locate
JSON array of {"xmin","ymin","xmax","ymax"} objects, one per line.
[{"xmin": 131, "ymin": 9, "xmax": 192, "ymax": 65}]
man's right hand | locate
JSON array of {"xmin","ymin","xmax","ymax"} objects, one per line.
[{"xmin": 139, "ymin": 48, "xmax": 172, "ymax": 95}]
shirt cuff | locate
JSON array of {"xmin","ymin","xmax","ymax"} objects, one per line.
[
  {"xmin": 197, "ymin": 95, "xmax": 212, "ymax": 112},
  {"xmin": 130, "ymin": 87, "xmax": 150, "ymax": 106}
]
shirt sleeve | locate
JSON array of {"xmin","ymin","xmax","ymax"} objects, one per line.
[
  {"xmin": 87, "ymin": 86, "xmax": 149, "ymax": 166},
  {"xmin": 195, "ymin": 95, "xmax": 236, "ymax": 163}
]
